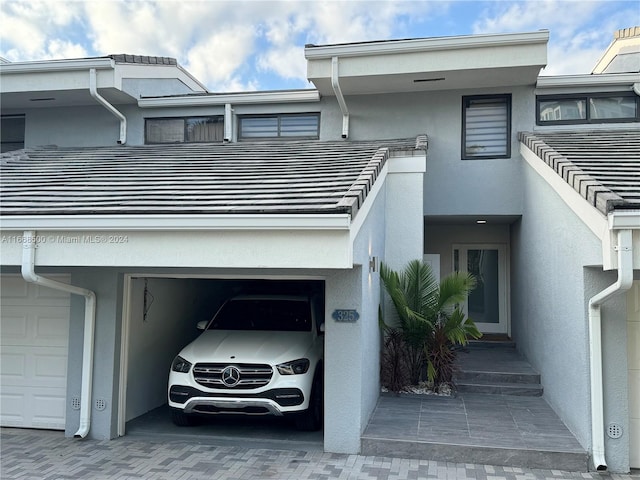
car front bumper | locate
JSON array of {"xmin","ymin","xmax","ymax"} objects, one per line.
[{"xmin": 168, "ymin": 385, "xmax": 306, "ymax": 415}]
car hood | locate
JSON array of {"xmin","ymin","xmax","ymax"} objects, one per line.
[{"xmin": 179, "ymin": 330, "xmax": 314, "ymax": 364}]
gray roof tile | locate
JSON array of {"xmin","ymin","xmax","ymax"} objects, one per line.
[
  {"xmin": 1, "ymin": 138, "xmax": 425, "ymax": 218},
  {"xmin": 519, "ymin": 130, "xmax": 640, "ymax": 214}
]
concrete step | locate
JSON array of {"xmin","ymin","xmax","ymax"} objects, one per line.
[
  {"xmin": 455, "ymin": 370, "xmax": 541, "ymax": 385},
  {"xmin": 360, "ymin": 436, "xmax": 588, "ymax": 471},
  {"xmin": 455, "ymin": 380, "xmax": 543, "ymax": 396},
  {"xmin": 454, "ymin": 341, "xmax": 543, "ymax": 396}
]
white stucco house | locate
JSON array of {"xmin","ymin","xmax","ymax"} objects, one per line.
[{"xmin": 1, "ymin": 27, "xmax": 638, "ymax": 472}]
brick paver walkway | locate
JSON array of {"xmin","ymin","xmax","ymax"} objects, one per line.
[{"xmin": 1, "ymin": 428, "xmax": 638, "ymax": 480}]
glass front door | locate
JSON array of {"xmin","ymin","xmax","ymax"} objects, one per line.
[{"xmin": 454, "ymin": 244, "xmax": 508, "ymax": 334}]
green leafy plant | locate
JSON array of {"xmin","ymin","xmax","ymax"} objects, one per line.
[{"xmin": 380, "ymin": 259, "xmax": 481, "ymax": 388}]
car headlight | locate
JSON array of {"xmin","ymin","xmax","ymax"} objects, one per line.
[
  {"xmin": 276, "ymin": 358, "xmax": 310, "ymax": 375},
  {"xmin": 171, "ymin": 356, "xmax": 192, "ymax": 373}
]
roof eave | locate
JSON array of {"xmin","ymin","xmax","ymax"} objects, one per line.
[
  {"xmin": 0, "ymin": 57, "xmax": 115, "ymax": 74},
  {"xmin": 536, "ymin": 72, "xmax": 640, "ymax": 88},
  {"xmin": 0, "ymin": 213, "xmax": 352, "ymax": 232},
  {"xmin": 138, "ymin": 89, "xmax": 320, "ymax": 107},
  {"xmin": 304, "ymin": 30, "xmax": 549, "ymax": 59}
]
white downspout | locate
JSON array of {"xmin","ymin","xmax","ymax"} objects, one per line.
[
  {"xmin": 224, "ymin": 103, "xmax": 233, "ymax": 142},
  {"xmin": 331, "ymin": 56, "xmax": 349, "ymax": 139},
  {"xmin": 588, "ymin": 228, "xmax": 634, "ymax": 471},
  {"xmin": 89, "ymin": 68, "xmax": 127, "ymax": 144},
  {"xmin": 21, "ymin": 231, "xmax": 97, "ymax": 439}
]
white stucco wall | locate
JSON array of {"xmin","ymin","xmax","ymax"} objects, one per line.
[
  {"xmin": 125, "ymin": 277, "xmax": 207, "ymax": 421},
  {"xmin": 324, "ymin": 267, "xmax": 365, "ymax": 453},
  {"xmin": 353, "ymin": 177, "xmax": 386, "ymax": 435},
  {"xmin": 323, "ymin": 154, "xmax": 425, "ymax": 454},
  {"xmin": 512, "ymin": 159, "xmax": 634, "ymax": 471},
  {"xmin": 0, "ymin": 229, "xmax": 353, "ymax": 269},
  {"xmin": 66, "ymin": 269, "xmax": 123, "ymax": 440},
  {"xmin": 326, "ymin": 86, "xmax": 532, "ymax": 218},
  {"xmin": 23, "ymin": 106, "xmax": 121, "ymax": 148}
]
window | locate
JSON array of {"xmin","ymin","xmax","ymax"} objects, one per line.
[
  {"xmin": 208, "ymin": 299, "xmax": 312, "ymax": 332},
  {"xmin": 536, "ymin": 93, "xmax": 639, "ymax": 125},
  {"xmin": 239, "ymin": 113, "xmax": 319, "ymax": 140},
  {"xmin": 145, "ymin": 116, "xmax": 224, "ymax": 144},
  {"xmin": 462, "ymin": 95, "xmax": 511, "ymax": 159},
  {"xmin": 1, "ymin": 115, "xmax": 26, "ymax": 153}
]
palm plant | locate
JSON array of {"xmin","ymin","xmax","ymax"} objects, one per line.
[{"xmin": 380, "ymin": 259, "xmax": 481, "ymax": 387}]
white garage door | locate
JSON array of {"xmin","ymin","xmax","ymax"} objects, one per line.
[
  {"xmin": 629, "ymin": 281, "xmax": 640, "ymax": 469},
  {"xmin": 1, "ymin": 275, "xmax": 70, "ymax": 430}
]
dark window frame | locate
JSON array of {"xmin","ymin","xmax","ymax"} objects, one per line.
[
  {"xmin": 536, "ymin": 92, "xmax": 640, "ymax": 125},
  {"xmin": 144, "ymin": 115, "xmax": 224, "ymax": 144},
  {"xmin": 238, "ymin": 113, "xmax": 320, "ymax": 140},
  {"xmin": 1, "ymin": 114, "xmax": 26, "ymax": 153},
  {"xmin": 461, "ymin": 94, "xmax": 512, "ymax": 160}
]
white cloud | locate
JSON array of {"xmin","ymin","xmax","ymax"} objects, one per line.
[
  {"xmin": 471, "ymin": 0, "xmax": 636, "ymax": 75},
  {"xmin": 254, "ymin": 1, "xmax": 438, "ymax": 85},
  {"xmin": 46, "ymin": 39, "xmax": 88, "ymax": 59},
  {"xmin": 257, "ymin": 45, "xmax": 306, "ymax": 81},
  {"xmin": 185, "ymin": 25, "xmax": 257, "ymax": 91},
  {"xmin": 0, "ymin": 0, "xmax": 84, "ymax": 60},
  {"xmin": 1, "ymin": 0, "xmax": 631, "ymax": 88}
]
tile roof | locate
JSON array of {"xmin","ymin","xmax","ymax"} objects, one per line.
[
  {"xmin": 108, "ymin": 54, "xmax": 177, "ymax": 65},
  {"xmin": 519, "ymin": 130, "xmax": 640, "ymax": 214},
  {"xmin": 0, "ymin": 138, "xmax": 426, "ymax": 218}
]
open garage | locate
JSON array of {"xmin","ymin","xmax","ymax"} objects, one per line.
[{"xmin": 119, "ymin": 275, "xmax": 325, "ymax": 446}]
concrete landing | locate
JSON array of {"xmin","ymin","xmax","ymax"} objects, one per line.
[{"xmin": 361, "ymin": 393, "xmax": 588, "ymax": 471}]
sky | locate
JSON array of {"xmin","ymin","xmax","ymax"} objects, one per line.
[{"xmin": 1, "ymin": 0, "xmax": 638, "ymax": 92}]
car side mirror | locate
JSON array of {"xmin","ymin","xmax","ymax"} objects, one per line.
[{"xmin": 196, "ymin": 320, "xmax": 208, "ymax": 330}]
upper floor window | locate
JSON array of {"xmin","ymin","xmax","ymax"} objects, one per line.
[
  {"xmin": 537, "ymin": 93, "xmax": 639, "ymax": 125},
  {"xmin": 145, "ymin": 116, "xmax": 224, "ymax": 144},
  {"xmin": 239, "ymin": 113, "xmax": 319, "ymax": 140},
  {"xmin": 1, "ymin": 115, "xmax": 26, "ymax": 153},
  {"xmin": 462, "ymin": 95, "xmax": 511, "ymax": 159}
]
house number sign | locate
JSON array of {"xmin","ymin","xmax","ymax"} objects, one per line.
[{"xmin": 332, "ymin": 309, "xmax": 360, "ymax": 323}]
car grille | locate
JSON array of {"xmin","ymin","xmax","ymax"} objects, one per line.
[{"xmin": 193, "ymin": 363, "xmax": 273, "ymax": 389}]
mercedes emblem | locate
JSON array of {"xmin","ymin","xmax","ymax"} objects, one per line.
[{"xmin": 221, "ymin": 366, "xmax": 241, "ymax": 387}]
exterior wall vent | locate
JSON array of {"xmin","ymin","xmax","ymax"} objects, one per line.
[
  {"xmin": 607, "ymin": 423, "xmax": 623, "ymax": 439},
  {"xmin": 95, "ymin": 398, "xmax": 107, "ymax": 411}
]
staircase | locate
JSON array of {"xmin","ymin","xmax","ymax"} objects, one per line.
[
  {"xmin": 454, "ymin": 339, "xmax": 544, "ymax": 396},
  {"xmin": 361, "ymin": 338, "xmax": 589, "ymax": 471}
]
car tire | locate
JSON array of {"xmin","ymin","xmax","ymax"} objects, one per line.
[
  {"xmin": 295, "ymin": 370, "xmax": 323, "ymax": 431},
  {"xmin": 171, "ymin": 408, "xmax": 198, "ymax": 427}
]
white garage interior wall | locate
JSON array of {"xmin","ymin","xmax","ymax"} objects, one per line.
[
  {"xmin": 0, "ymin": 274, "xmax": 70, "ymax": 430},
  {"xmin": 125, "ymin": 277, "xmax": 234, "ymax": 422},
  {"xmin": 629, "ymin": 280, "xmax": 640, "ymax": 469}
]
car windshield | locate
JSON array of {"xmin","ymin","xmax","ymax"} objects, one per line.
[{"xmin": 208, "ymin": 299, "xmax": 312, "ymax": 332}]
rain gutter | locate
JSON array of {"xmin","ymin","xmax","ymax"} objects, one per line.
[{"xmin": 21, "ymin": 230, "xmax": 97, "ymax": 439}]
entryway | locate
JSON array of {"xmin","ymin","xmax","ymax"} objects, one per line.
[
  {"xmin": 362, "ymin": 341, "xmax": 587, "ymax": 471},
  {"xmin": 454, "ymin": 244, "xmax": 509, "ymax": 334}
]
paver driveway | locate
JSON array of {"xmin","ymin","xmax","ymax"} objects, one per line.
[{"xmin": 1, "ymin": 428, "xmax": 639, "ymax": 480}]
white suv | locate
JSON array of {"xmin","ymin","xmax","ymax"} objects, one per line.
[{"xmin": 168, "ymin": 294, "xmax": 324, "ymax": 431}]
